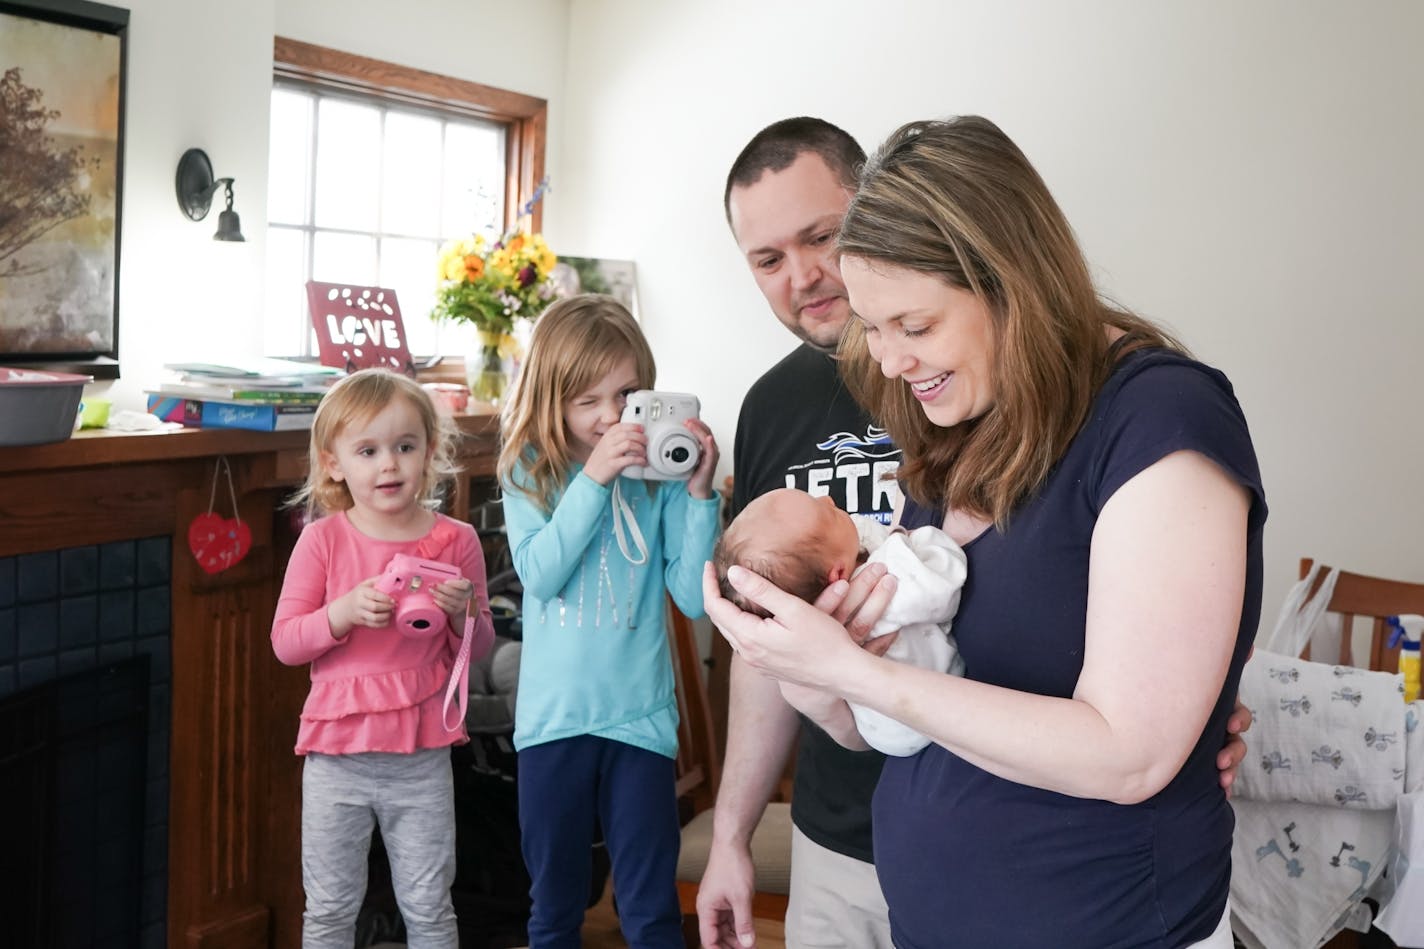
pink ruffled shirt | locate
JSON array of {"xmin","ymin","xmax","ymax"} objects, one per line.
[{"xmin": 271, "ymin": 511, "xmax": 494, "ymax": 756}]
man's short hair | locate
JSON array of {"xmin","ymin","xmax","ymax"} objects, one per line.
[{"xmin": 723, "ymin": 117, "xmax": 867, "ymax": 223}]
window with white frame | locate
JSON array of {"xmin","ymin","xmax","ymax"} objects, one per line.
[{"xmin": 267, "ymin": 39, "xmax": 546, "ymax": 360}]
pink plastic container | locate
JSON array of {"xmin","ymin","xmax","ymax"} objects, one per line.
[
  {"xmin": 0, "ymin": 367, "xmax": 92, "ymax": 446},
  {"xmin": 422, "ymin": 382, "xmax": 470, "ymax": 415}
]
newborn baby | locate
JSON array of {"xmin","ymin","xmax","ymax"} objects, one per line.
[{"xmin": 713, "ymin": 488, "xmax": 967, "ymax": 756}]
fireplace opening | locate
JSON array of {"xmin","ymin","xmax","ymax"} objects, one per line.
[
  {"xmin": 1, "ymin": 538, "xmax": 172, "ymax": 948},
  {"xmin": 1, "ymin": 655, "xmax": 150, "ymax": 947}
]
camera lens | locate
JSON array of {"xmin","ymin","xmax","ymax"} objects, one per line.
[{"xmin": 652, "ymin": 431, "xmax": 699, "ymax": 477}]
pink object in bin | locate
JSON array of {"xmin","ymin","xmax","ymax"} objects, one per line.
[
  {"xmin": 422, "ymin": 382, "xmax": 470, "ymax": 415},
  {"xmin": 0, "ymin": 367, "xmax": 92, "ymax": 446}
]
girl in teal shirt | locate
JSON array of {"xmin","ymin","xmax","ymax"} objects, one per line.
[{"xmin": 498, "ymin": 294, "xmax": 720, "ymax": 947}]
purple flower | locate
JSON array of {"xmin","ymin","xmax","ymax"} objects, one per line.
[{"xmin": 517, "ymin": 264, "xmax": 536, "ymax": 288}]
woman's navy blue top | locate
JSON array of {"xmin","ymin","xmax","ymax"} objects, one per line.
[{"xmin": 876, "ymin": 350, "xmax": 1266, "ymax": 949}]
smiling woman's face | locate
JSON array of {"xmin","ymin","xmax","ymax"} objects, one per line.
[{"xmin": 843, "ymin": 255, "xmax": 997, "ymax": 429}]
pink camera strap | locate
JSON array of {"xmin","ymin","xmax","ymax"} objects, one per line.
[
  {"xmin": 441, "ymin": 617, "xmax": 475, "ymax": 732},
  {"xmin": 416, "ymin": 523, "xmax": 480, "ymax": 734}
]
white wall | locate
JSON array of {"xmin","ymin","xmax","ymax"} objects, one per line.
[
  {"xmin": 556, "ymin": 0, "xmax": 1424, "ymax": 633},
  {"xmin": 96, "ymin": 0, "xmax": 275, "ymax": 407},
  {"xmin": 95, "ymin": 0, "xmax": 570, "ymax": 409},
  {"xmin": 83, "ymin": 0, "xmax": 1423, "ymax": 632}
]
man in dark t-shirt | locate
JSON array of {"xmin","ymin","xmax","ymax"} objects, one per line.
[{"xmin": 699, "ymin": 118, "xmax": 901, "ymax": 949}]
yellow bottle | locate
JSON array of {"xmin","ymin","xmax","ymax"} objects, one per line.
[{"xmin": 1388, "ymin": 614, "xmax": 1422, "ymax": 704}]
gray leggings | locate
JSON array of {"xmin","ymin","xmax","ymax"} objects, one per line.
[{"xmin": 301, "ymin": 748, "xmax": 457, "ymax": 949}]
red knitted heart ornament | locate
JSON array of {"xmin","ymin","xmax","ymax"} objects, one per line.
[{"xmin": 187, "ymin": 513, "xmax": 252, "ymax": 574}]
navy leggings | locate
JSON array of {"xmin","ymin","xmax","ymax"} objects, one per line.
[{"xmin": 518, "ymin": 735, "xmax": 682, "ymax": 948}]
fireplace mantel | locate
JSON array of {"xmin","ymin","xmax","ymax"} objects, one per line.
[{"xmin": 0, "ymin": 412, "xmax": 499, "ymax": 949}]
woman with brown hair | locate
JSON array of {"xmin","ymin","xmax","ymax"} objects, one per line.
[{"xmin": 704, "ymin": 116, "xmax": 1265, "ymax": 948}]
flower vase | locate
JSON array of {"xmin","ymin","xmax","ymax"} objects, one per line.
[{"xmin": 469, "ymin": 331, "xmax": 509, "ymax": 404}]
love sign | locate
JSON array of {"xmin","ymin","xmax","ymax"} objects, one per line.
[
  {"xmin": 324, "ymin": 313, "xmax": 403, "ymax": 349},
  {"xmin": 305, "ymin": 282, "xmax": 415, "ymax": 375}
]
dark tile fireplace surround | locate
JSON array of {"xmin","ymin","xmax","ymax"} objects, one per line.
[{"xmin": 0, "ymin": 539, "xmax": 172, "ymax": 948}]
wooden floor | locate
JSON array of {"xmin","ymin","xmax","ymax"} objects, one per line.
[
  {"xmin": 375, "ymin": 887, "xmax": 787, "ymax": 949},
  {"xmin": 580, "ymin": 886, "xmax": 786, "ymax": 949}
]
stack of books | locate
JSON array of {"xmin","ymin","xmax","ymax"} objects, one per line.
[{"xmin": 146, "ymin": 358, "xmax": 343, "ymax": 432}]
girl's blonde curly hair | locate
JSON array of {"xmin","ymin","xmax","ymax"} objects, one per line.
[{"xmin": 289, "ymin": 368, "xmax": 458, "ymax": 517}]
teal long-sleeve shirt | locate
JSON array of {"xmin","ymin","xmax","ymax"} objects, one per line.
[{"xmin": 503, "ymin": 465, "xmax": 720, "ymax": 757}]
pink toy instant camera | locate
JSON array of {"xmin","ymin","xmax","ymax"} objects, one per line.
[{"xmin": 374, "ymin": 553, "xmax": 462, "ymax": 637}]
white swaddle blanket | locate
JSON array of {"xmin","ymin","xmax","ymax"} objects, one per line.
[
  {"xmin": 1375, "ymin": 703, "xmax": 1424, "ymax": 945},
  {"xmin": 1235, "ymin": 649, "xmax": 1405, "ymax": 808},
  {"xmin": 847, "ymin": 518, "xmax": 968, "ymax": 757},
  {"xmin": 1231, "ymin": 649, "xmax": 1420, "ymax": 949},
  {"xmin": 1231, "ymin": 798, "xmax": 1394, "ymax": 949}
]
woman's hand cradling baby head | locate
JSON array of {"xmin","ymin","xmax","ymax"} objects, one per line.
[{"xmin": 701, "ymin": 561, "xmax": 897, "ymax": 692}]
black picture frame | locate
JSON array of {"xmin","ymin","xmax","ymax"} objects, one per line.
[{"xmin": 0, "ymin": 0, "xmax": 129, "ymax": 379}]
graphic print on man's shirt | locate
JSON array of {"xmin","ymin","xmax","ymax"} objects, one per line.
[{"xmin": 781, "ymin": 424, "xmax": 901, "ymax": 523}]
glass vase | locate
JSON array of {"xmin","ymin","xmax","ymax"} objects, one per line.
[{"xmin": 468, "ymin": 332, "xmax": 509, "ymax": 405}]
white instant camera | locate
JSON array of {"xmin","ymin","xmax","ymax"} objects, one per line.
[{"xmin": 620, "ymin": 390, "xmax": 702, "ymax": 480}]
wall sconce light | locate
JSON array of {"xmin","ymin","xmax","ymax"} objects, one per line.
[{"xmin": 175, "ymin": 148, "xmax": 245, "ymax": 241}]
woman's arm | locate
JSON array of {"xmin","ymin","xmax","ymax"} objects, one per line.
[
  {"xmin": 703, "ymin": 560, "xmax": 898, "ymax": 752},
  {"xmin": 711, "ymin": 450, "xmax": 1248, "ymax": 804},
  {"xmin": 776, "ymin": 680, "xmax": 869, "ymax": 749}
]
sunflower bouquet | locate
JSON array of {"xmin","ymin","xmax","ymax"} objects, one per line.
[{"xmin": 432, "ymin": 230, "xmax": 557, "ymax": 337}]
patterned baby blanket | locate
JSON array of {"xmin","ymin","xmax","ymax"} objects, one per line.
[{"xmin": 1230, "ymin": 648, "xmax": 1423, "ymax": 949}]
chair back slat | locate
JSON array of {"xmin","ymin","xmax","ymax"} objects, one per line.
[
  {"xmin": 1337, "ymin": 612, "xmax": 1356, "ymax": 667},
  {"xmin": 1298, "ymin": 558, "xmax": 1424, "ymax": 673},
  {"xmin": 1369, "ymin": 616, "xmax": 1394, "ymax": 673}
]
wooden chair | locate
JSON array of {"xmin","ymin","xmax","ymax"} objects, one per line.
[
  {"xmin": 667, "ymin": 601, "xmax": 792, "ymax": 944},
  {"xmin": 1296, "ymin": 559, "xmax": 1424, "ymax": 949},
  {"xmin": 1297, "ymin": 558, "xmax": 1424, "ymax": 671}
]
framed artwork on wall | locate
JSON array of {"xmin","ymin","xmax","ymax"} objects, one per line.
[
  {"xmin": 0, "ymin": 0, "xmax": 129, "ymax": 379},
  {"xmin": 552, "ymin": 256, "xmax": 640, "ymax": 320}
]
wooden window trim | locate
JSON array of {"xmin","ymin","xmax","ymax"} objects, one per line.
[{"xmin": 273, "ymin": 37, "xmax": 546, "ymax": 233}]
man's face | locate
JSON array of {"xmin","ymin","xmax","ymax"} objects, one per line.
[{"xmin": 728, "ymin": 152, "xmax": 854, "ymax": 352}]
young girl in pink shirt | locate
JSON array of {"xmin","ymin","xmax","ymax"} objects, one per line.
[{"xmin": 272, "ymin": 368, "xmax": 494, "ymax": 949}]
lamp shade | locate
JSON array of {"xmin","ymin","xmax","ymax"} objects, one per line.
[{"xmin": 214, "ymin": 208, "xmax": 244, "ymax": 242}]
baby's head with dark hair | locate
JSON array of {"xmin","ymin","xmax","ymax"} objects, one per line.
[
  {"xmin": 714, "ymin": 531, "xmax": 832, "ymax": 617},
  {"xmin": 714, "ymin": 488, "xmax": 866, "ymax": 617}
]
